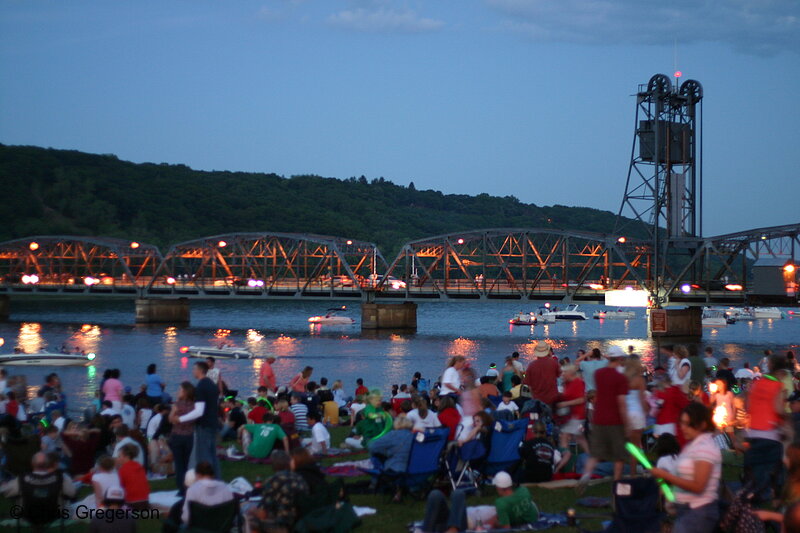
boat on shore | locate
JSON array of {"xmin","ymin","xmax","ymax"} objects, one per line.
[
  {"xmin": 593, "ymin": 309, "xmax": 636, "ymax": 320},
  {"xmin": 0, "ymin": 351, "xmax": 96, "ymax": 366},
  {"xmin": 179, "ymin": 346, "xmax": 255, "ymax": 359},
  {"xmin": 509, "ymin": 312, "xmax": 537, "ymax": 326}
]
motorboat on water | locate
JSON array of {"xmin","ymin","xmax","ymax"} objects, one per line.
[
  {"xmin": 179, "ymin": 346, "xmax": 255, "ymax": 359},
  {"xmin": 702, "ymin": 308, "xmax": 733, "ymax": 327},
  {"xmin": 509, "ymin": 312, "xmax": 537, "ymax": 326},
  {"xmin": 308, "ymin": 307, "xmax": 356, "ymax": 325},
  {"xmin": 593, "ymin": 309, "xmax": 637, "ymax": 320},
  {"xmin": 718, "ymin": 306, "xmax": 784, "ymax": 320},
  {"xmin": 538, "ymin": 303, "xmax": 587, "ymax": 321},
  {"xmin": 0, "ymin": 351, "xmax": 96, "ymax": 366}
]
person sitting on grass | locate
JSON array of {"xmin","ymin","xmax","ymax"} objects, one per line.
[
  {"xmin": 290, "ymin": 394, "xmax": 309, "ymax": 433},
  {"xmin": 91, "ymin": 455, "xmax": 121, "ymax": 509},
  {"xmin": 181, "ymin": 461, "xmax": 234, "ymax": 524},
  {"xmin": 344, "ymin": 390, "xmax": 392, "ymax": 449},
  {"xmin": 240, "ymin": 412, "xmax": 289, "ymax": 459},
  {"xmin": 253, "ymin": 450, "xmax": 310, "ymax": 530},
  {"xmin": 302, "ymin": 411, "xmax": 330, "ymax": 455},
  {"xmin": 418, "ymin": 471, "xmax": 539, "ymax": 532},
  {"xmin": 88, "ymin": 487, "xmax": 136, "ymax": 533},
  {"xmin": 116, "ymin": 443, "xmax": 149, "ymax": 510}
]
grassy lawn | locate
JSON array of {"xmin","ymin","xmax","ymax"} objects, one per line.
[{"xmin": 1, "ymin": 427, "xmax": 745, "ymax": 532}]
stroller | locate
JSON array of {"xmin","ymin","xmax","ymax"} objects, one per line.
[{"xmin": 445, "ymin": 438, "xmax": 486, "ymax": 492}]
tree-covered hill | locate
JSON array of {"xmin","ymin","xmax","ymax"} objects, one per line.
[{"xmin": 0, "ymin": 144, "xmax": 645, "ymax": 256}]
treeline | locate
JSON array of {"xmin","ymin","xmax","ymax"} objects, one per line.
[{"xmin": 0, "ymin": 144, "xmax": 646, "ymax": 256}]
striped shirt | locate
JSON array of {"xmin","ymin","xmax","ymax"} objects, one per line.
[{"xmin": 290, "ymin": 403, "xmax": 308, "ymax": 432}]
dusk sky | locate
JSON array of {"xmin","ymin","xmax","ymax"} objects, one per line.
[{"xmin": 1, "ymin": 1, "xmax": 798, "ymax": 237}]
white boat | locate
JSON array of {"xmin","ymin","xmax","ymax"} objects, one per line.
[
  {"xmin": 509, "ymin": 312, "xmax": 537, "ymax": 326},
  {"xmin": 721, "ymin": 307, "xmax": 757, "ymax": 321},
  {"xmin": 539, "ymin": 303, "xmax": 587, "ymax": 321},
  {"xmin": 308, "ymin": 307, "xmax": 356, "ymax": 325},
  {"xmin": 180, "ymin": 346, "xmax": 255, "ymax": 359},
  {"xmin": 702, "ymin": 309, "xmax": 731, "ymax": 327},
  {"xmin": 753, "ymin": 307, "xmax": 784, "ymax": 320},
  {"xmin": 593, "ymin": 309, "xmax": 636, "ymax": 320},
  {"xmin": 0, "ymin": 351, "xmax": 96, "ymax": 366}
]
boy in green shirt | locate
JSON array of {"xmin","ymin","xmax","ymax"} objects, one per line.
[
  {"xmin": 240, "ymin": 413, "xmax": 289, "ymax": 459},
  {"xmin": 492, "ymin": 471, "xmax": 539, "ymax": 528}
]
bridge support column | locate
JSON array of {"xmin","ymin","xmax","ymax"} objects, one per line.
[
  {"xmin": 135, "ymin": 298, "xmax": 190, "ymax": 324},
  {"xmin": 0, "ymin": 295, "xmax": 9, "ymax": 320},
  {"xmin": 650, "ymin": 307, "xmax": 702, "ymax": 340},
  {"xmin": 361, "ymin": 302, "xmax": 417, "ymax": 330}
]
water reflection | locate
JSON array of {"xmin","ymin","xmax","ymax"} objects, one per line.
[
  {"xmin": 72, "ymin": 324, "xmax": 101, "ymax": 355},
  {"xmin": 447, "ymin": 337, "xmax": 478, "ymax": 358},
  {"xmin": 161, "ymin": 326, "xmax": 178, "ymax": 359},
  {"xmin": 18, "ymin": 322, "xmax": 44, "ymax": 353}
]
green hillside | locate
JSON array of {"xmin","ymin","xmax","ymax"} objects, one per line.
[{"xmin": 0, "ymin": 144, "xmax": 644, "ymax": 256}]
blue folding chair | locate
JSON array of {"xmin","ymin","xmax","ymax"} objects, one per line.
[
  {"xmin": 446, "ymin": 438, "xmax": 486, "ymax": 492},
  {"xmin": 364, "ymin": 427, "xmax": 449, "ymax": 498},
  {"xmin": 484, "ymin": 418, "xmax": 527, "ymax": 477}
]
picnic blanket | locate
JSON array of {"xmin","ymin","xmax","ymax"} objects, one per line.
[
  {"xmin": 218, "ymin": 447, "xmax": 362, "ymax": 464},
  {"xmin": 322, "ymin": 459, "xmax": 373, "ymax": 477}
]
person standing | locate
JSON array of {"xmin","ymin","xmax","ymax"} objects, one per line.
[
  {"xmin": 523, "ymin": 341, "xmax": 561, "ymax": 407},
  {"xmin": 171, "ymin": 361, "xmax": 221, "ymax": 479},
  {"xmin": 669, "ymin": 346, "xmax": 692, "ymax": 390},
  {"xmin": 577, "ymin": 348, "xmax": 606, "ymax": 393},
  {"xmin": 168, "ymin": 381, "xmax": 195, "ymax": 494},
  {"xmin": 578, "ymin": 346, "xmax": 629, "ymax": 490},
  {"xmin": 145, "ymin": 364, "xmax": 164, "ymax": 407},
  {"xmin": 650, "ymin": 403, "xmax": 721, "ymax": 533},
  {"xmin": 511, "ymin": 352, "xmax": 525, "ymax": 376},
  {"xmin": 289, "ymin": 366, "xmax": 313, "ymax": 394},
  {"xmin": 624, "ymin": 356, "xmax": 648, "ymax": 474},
  {"xmin": 102, "ymin": 369, "xmax": 124, "ymax": 412},
  {"xmin": 441, "ymin": 356, "xmax": 466, "ymax": 398},
  {"xmin": 744, "ymin": 354, "xmax": 788, "ymax": 502},
  {"xmin": 702, "ymin": 347, "xmax": 717, "ymax": 371},
  {"xmin": 259, "ymin": 356, "xmax": 278, "ymax": 392},
  {"xmin": 554, "ymin": 365, "xmax": 588, "ymax": 472}
]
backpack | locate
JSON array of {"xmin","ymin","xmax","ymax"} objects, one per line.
[{"xmin": 720, "ymin": 487, "xmax": 766, "ymax": 533}]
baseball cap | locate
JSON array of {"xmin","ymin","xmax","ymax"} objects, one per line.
[
  {"xmin": 607, "ymin": 345, "xmax": 627, "ymax": 358},
  {"xmin": 492, "ymin": 471, "xmax": 513, "ymax": 489},
  {"xmin": 104, "ymin": 486, "xmax": 125, "ymax": 503}
]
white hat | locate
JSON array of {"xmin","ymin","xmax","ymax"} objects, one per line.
[
  {"xmin": 532, "ymin": 341, "xmax": 551, "ymax": 357},
  {"xmin": 104, "ymin": 486, "xmax": 125, "ymax": 502},
  {"xmin": 607, "ymin": 345, "xmax": 626, "ymax": 358},
  {"xmin": 492, "ymin": 471, "xmax": 513, "ymax": 489}
]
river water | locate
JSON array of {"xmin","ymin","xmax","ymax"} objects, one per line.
[{"xmin": 1, "ymin": 299, "xmax": 798, "ymax": 413}]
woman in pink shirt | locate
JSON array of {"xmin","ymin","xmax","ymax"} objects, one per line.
[
  {"xmin": 288, "ymin": 366, "xmax": 313, "ymax": 393},
  {"xmin": 102, "ymin": 369, "xmax": 124, "ymax": 411}
]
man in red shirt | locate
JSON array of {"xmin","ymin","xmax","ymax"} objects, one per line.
[
  {"xmin": 523, "ymin": 341, "xmax": 561, "ymax": 407},
  {"xmin": 259, "ymin": 356, "xmax": 277, "ymax": 392},
  {"xmin": 578, "ymin": 346, "xmax": 629, "ymax": 491},
  {"xmin": 247, "ymin": 398, "xmax": 269, "ymax": 424},
  {"xmin": 355, "ymin": 378, "xmax": 369, "ymax": 398}
]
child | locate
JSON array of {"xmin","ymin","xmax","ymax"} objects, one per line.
[
  {"xmin": 496, "ymin": 392, "xmax": 519, "ymax": 417},
  {"xmin": 303, "ymin": 411, "xmax": 331, "ymax": 455},
  {"xmin": 116, "ymin": 443, "xmax": 150, "ymax": 510},
  {"xmin": 92, "ymin": 455, "xmax": 121, "ymax": 508},
  {"xmin": 349, "ymin": 395, "xmax": 367, "ymax": 427},
  {"xmin": 652, "ymin": 433, "xmax": 680, "ymax": 476},
  {"xmin": 290, "ymin": 394, "xmax": 309, "ymax": 432},
  {"xmin": 519, "ymin": 422, "xmax": 560, "ymax": 482}
]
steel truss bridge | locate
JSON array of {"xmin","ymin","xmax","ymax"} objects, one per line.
[{"xmin": 0, "ymin": 225, "xmax": 797, "ymax": 305}]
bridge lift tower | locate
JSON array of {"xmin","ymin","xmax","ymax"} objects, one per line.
[{"xmin": 615, "ymin": 73, "xmax": 704, "ymax": 306}]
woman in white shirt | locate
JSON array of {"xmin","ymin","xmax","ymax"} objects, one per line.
[
  {"xmin": 650, "ymin": 403, "xmax": 721, "ymax": 533},
  {"xmin": 441, "ymin": 356, "xmax": 466, "ymax": 397},
  {"xmin": 406, "ymin": 397, "xmax": 441, "ymax": 432},
  {"xmin": 669, "ymin": 345, "xmax": 692, "ymax": 389}
]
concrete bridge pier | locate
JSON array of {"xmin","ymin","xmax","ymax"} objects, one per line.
[
  {"xmin": 361, "ymin": 302, "xmax": 417, "ymax": 330},
  {"xmin": 0, "ymin": 295, "xmax": 9, "ymax": 320},
  {"xmin": 135, "ymin": 298, "xmax": 190, "ymax": 324}
]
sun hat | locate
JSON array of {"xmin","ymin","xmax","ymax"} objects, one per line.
[
  {"xmin": 607, "ymin": 345, "xmax": 627, "ymax": 358},
  {"xmin": 533, "ymin": 341, "xmax": 551, "ymax": 357},
  {"xmin": 492, "ymin": 471, "xmax": 513, "ymax": 489}
]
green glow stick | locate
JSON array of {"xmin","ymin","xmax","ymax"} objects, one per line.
[{"xmin": 625, "ymin": 442, "xmax": 676, "ymax": 502}]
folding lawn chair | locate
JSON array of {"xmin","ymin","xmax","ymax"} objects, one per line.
[
  {"xmin": 483, "ymin": 418, "xmax": 527, "ymax": 477},
  {"xmin": 364, "ymin": 427, "xmax": 450, "ymax": 498},
  {"xmin": 603, "ymin": 477, "xmax": 663, "ymax": 533},
  {"xmin": 446, "ymin": 438, "xmax": 486, "ymax": 492}
]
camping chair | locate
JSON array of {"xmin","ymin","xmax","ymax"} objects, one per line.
[
  {"xmin": 603, "ymin": 477, "xmax": 663, "ymax": 533},
  {"xmin": 185, "ymin": 499, "xmax": 241, "ymax": 533},
  {"xmin": 446, "ymin": 438, "xmax": 486, "ymax": 492},
  {"xmin": 483, "ymin": 418, "xmax": 527, "ymax": 477},
  {"xmin": 16, "ymin": 470, "xmax": 67, "ymax": 533},
  {"xmin": 365, "ymin": 427, "xmax": 449, "ymax": 498}
]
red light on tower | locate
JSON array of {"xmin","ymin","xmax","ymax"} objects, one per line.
[{"xmin": 674, "ymin": 71, "xmax": 682, "ymax": 78}]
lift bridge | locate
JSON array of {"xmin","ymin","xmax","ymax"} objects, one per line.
[{"xmin": 0, "ymin": 75, "xmax": 797, "ymax": 313}]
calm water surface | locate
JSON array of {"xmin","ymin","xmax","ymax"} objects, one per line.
[{"xmin": 1, "ymin": 299, "xmax": 798, "ymax": 414}]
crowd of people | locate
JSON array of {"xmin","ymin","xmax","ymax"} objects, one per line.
[{"xmin": 1, "ymin": 343, "xmax": 800, "ymax": 532}]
